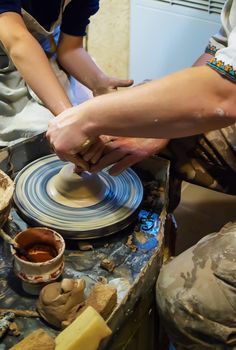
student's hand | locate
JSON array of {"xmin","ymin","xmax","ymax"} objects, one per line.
[
  {"xmin": 92, "ymin": 76, "xmax": 133, "ymax": 96},
  {"xmin": 46, "ymin": 106, "xmax": 96, "ymax": 170},
  {"xmin": 81, "ymin": 137, "xmax": 169, "ymax": 175}
]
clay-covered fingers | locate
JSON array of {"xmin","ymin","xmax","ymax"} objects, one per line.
[
  {"xmin": 89, "ymin": 137, "xmax": 169, "ymax": 175},
  {"xmin": 90, "ymin": 151, "xmax": 144, "ymax": 176},
  {"xmin": 47, "ymin": 134, "xmax": 90, "ymax": 170},
  {"xmin": 46, "ymin": 107, "xmax": 98, "ymax": 166},
  {"xmin": 74, "ymin": 138, "xmax": 96, "ymax": 156},
  {"xmin": 74, "ymin": 165, "xmax": 86, "ymax": 174},
  {"xmin": 55, "ymin": 150, "xmax": 89, "ymax": 171},
  {"xmin": 79, "ymin": 138, "xmax": 96, "ymax": 152},
  {"xmin": 108, "ymin": 154, "xmax": 142, "ymax": 176},
  {"xmin": 80, "ymin": 138, "xmax": 105, "ymax": 159},
  {"xmin": 90, "ymin": 149, "xmax": 127, "ymax": 173},
  {"xmin": 89, "ymin": 137, "xmax": 130, "ymax": 173},
  {"xmin": 47, "ymin": 127, "xmax": 96, "ymax": 170},
  {"xmin": 71, "ymin": 154, "xmax": 89, "ymax": 171},
  {"xmin": 83, "ymin": 142, "xmax": 106, "ymax": 163},
  {"xmin": 83, "ymin": 136, "xmax": 117, "ymax": 163}
]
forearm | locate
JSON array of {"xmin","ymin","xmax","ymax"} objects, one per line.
[
  {"xmin": 10, "ymin": 37, "xmax": 72, "ymax": 114},
  {"xmin": 161, "ymin": 52, "xmax": 213, "ymax": 145},
  {"xmin": 57, "ymin": 33, "xmax": 107, "ymax": 92},
  {"xmin": 81, "ymin": 66, "xmax": 236, "ymax": 139},
  {"xmin": 0, "ymin": 13, "xmax": 72, "ymax": 115}
]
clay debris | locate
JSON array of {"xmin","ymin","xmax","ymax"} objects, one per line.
[
  {"xmin": 0, "ymin": 312, "xmax": 15, "ymax": 338},
  {"xmin": 126, "ymin": 235, "xmax": 137, "ymax": 252},
  {"xmin": 100, "ymin": 258, "xmax": 115, "ymax": 272},
  {"xmin": 78, "ymin": 242, "xmax": 93, "ymax": 251},
  {"xmin": 8, "ymin": 322, "xmax": 21, "ymax": 337}
]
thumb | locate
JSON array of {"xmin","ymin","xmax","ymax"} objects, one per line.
[{"xmin": 111, "ymin": 78, "xmax": 134, "ymax": 88}]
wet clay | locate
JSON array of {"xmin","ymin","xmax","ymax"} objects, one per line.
[
  {"xmin": 13, "ymin": 228, "xmax": 65, "ymax": 292},
  {"xmin": 37, "ymin": 279, "xmax": 86, "ymax": 329},
  {"xmin": 47, "ymin": 163, "xmax": 106, "ymax": 208},
  {"xmin": 18, "ymin": 244, "xmax": 57, "ymax": 263},
  {"xmin": 15, "ymin": 227, "xmax": 62, "ymax": 263}
]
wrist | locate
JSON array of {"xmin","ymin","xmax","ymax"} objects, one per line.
[
  {"xmin": 78, "ymin": 100, "xmax": 100, "ymax": 139},
  {"xmin": 91, "ymin": 73, "xmax": 110, "ymax": 95},
  {"xmin": 52, "ymin": 100, "xmax": 72, "ymax": 115}
]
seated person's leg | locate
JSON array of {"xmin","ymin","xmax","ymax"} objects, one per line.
[
  {"xmin": 164, "ymin": 124, "xmax": 236, "ymax": 196},
  {"xmin": 156, "ymin": 222, "xmax": 236, "ymax": 350}
]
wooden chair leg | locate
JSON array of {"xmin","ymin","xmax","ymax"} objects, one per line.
[
  {"xmin": 164, "ymin": 213, "xmax": 177, "ymax": 261},
  {"xmin": 159, "ymin": 211, "xmax": 178, "ymax": 348},
  {"xmin": 157, "ymin": 311, "xmax": 170, "ymax": 350}
]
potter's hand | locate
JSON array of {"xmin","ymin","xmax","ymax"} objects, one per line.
[
  {"xmin": 46, "ymin": 107, "xmax": 95, "ymax": 171},
  {"xmin": 83, "ymin": 137, "xmax": 169, "ymax": 176},
  {"xmin": 93, "ymin": 76, "xmax": 133, "ymax": 96}
]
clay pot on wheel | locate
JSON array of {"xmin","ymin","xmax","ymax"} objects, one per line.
[{"xmin": 0, "ymin": 170, "xmax": 14, "ymax": 228}]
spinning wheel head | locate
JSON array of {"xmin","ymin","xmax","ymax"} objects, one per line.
[{"xmin": 14, "ymin": 155, "xmax": 143, "ymax": 239}]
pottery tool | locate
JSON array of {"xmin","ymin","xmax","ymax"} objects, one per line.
[
  {"xmin": 14, "ymin": 154, "xmax": 143, "ymax": 239},
  {"xmin": 0, "ymin": 309, "xmax": 39, "ymax": 318},
  {"xmin": 0, "ymin": 229, "xmax": 32, "ymax": 261}
]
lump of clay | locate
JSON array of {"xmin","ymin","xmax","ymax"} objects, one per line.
[
  {"xmin": 62, "ymin": 283, "xmax": 117, "ymax": 328},
  {"xmin": 86, "ymin": 283, "xmax": 117, "ymax": 319},
  {"xmin": 47, "ymin": 163, "xmax": 106, "ymax": 208},
  {"xmin": 37, "ymin": 278, "xmax": 86, "ymax": 328},
  {"xmin": 9, "ymin": 329, "xmax": 55, "ymax": 350},
  {"xmin": 100, "ymin": 258, "xmax": 115, "ymax": 272}
]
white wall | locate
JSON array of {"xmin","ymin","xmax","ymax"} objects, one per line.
[
  {"xmin": 130, "ymin": 0, "xmax": 221, "ymax": 83},
  {"xmin": 88, "ymin": 0, "xmax": 130, "ymax": 78}
]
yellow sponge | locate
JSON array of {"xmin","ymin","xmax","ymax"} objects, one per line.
[{"xmin": 55, "ymin": 306, "xmax": 112, "ymax": 350}]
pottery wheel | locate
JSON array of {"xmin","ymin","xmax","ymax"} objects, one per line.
[{"xmin": 14, "ymin": 154, "xmax": 143, "ymax": 239}]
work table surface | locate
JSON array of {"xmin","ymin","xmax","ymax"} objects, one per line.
[{"xmin": 0, "ymin": 133, "xmax": 170, "ymax": 350}]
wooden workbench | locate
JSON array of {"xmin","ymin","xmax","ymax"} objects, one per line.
[{"xmin": 0, "ymin": 133, "xmax": 170, "ymax": 350}]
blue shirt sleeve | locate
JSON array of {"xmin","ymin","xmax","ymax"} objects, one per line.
[
  {"xmin": 61, "ymin": 0, "xmax": 99, "ymax": 36},
  {"xmin": 0, "ymin": 0, "xmax": 21, "ymax": 14}
]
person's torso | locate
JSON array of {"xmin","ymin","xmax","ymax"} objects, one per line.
[
  {"xmin": 0, "ymin": 0, "xmax": 99, "ymax": 36},
  {"xmin": 21, "ymin": 0, "xmax": 62, "ymax": 31}
]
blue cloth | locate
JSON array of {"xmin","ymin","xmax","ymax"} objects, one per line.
[{"xmin": 0, "ymin": 0, "xmax": 99, "ymax": 36}]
